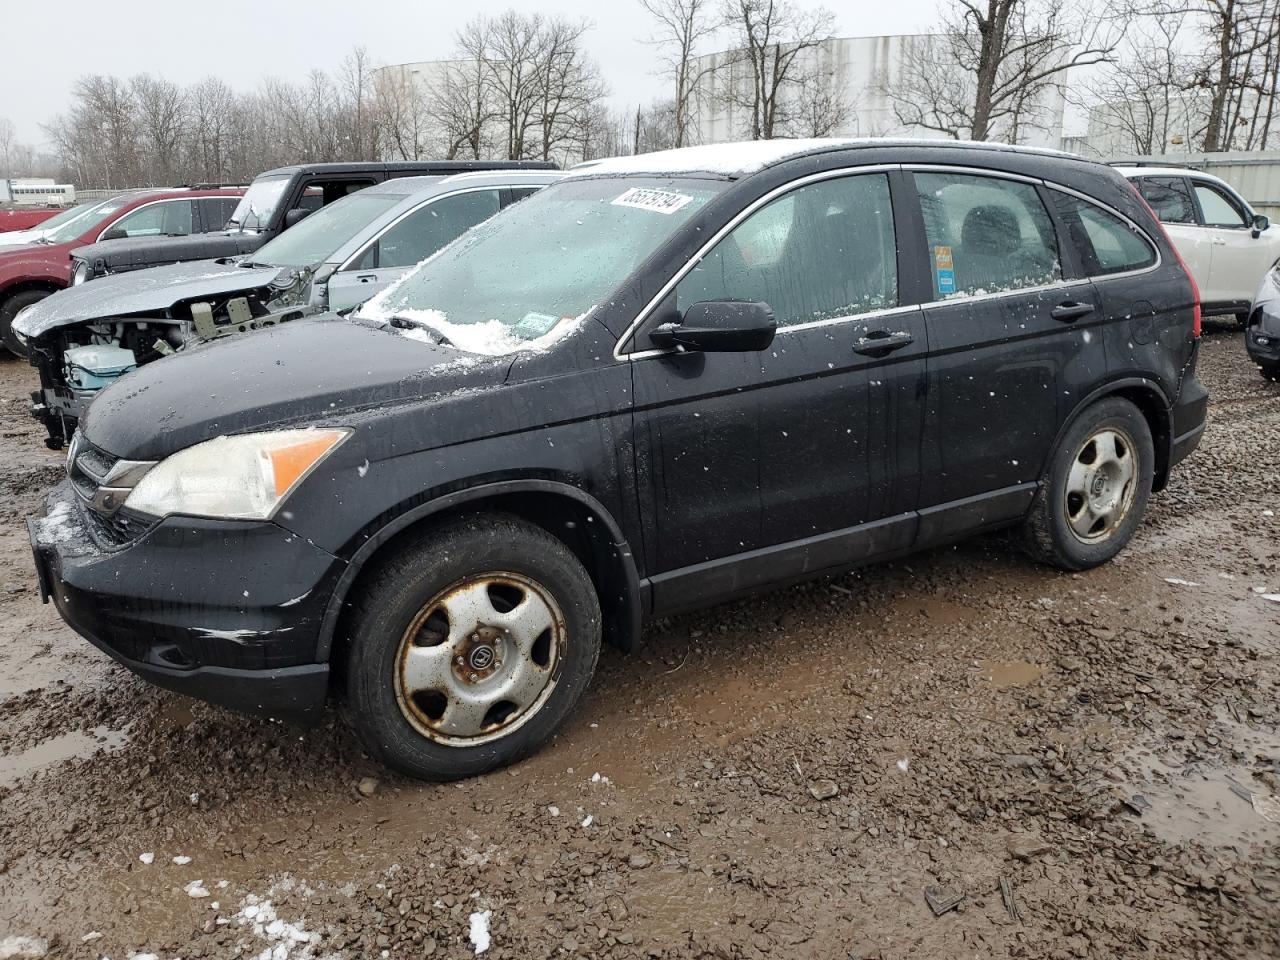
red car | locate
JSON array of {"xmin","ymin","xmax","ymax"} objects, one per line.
[{"xmin": 0, "ymin": 187, "xmax": 244, "ymax": 355}]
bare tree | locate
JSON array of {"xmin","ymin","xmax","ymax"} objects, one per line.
[
  {"xmin": 787, "ymin": 63, "xmax": 852, "ymax": 136},
  {"xmin": 375, "ymin": 65, "xmax": 437, "ymax": 160},
  {"xmin": 1191, "ymin": 0, "xmax": 1280, "ymax": 150},
  {"xmin": 638, "ymin": 0, "xmax": 720, "ymax": 146},
  {"xmin": 533, "ymin": 18, "xmax": 608, "ymax": 161},
  {"xmin": 0, "ymin": 118, "xmax": 14, "ymax": 177},
  {"xmin": 131, "ymin": 75, "xmax": 187, "ymax": 184},
  {"xmin": 717, "ymin": 0, "xmax": 836, "ymax": 140},
  {"xmin": 886, "ymin": 0, "xmax": 1127, "ymax": 142}
]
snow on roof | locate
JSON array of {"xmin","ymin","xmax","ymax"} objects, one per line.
[{"xmin": 567, "ymin": 138, "xmax": 1085, "ymax": 180}]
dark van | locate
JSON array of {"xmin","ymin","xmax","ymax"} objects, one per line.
[{"xmin": 28, "ymin": 139, "xmax": 1207, "ymax": 781}]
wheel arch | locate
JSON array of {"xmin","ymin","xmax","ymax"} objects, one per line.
[
  {"xmin": 317, "ymin": 479, "xmax": 643, "ymax": 665},
  {"xmin": 1, "ymin": 278, "xmax": 63, "ymax": 310},
  {"xmin": 1045, "ymin": 378, "xmax": 1174, "ymax": 492}
]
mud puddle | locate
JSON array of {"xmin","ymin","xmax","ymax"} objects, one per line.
[
  {"xmin": 0, "ymin": 726, "xmax": 129, "ymax": 788},
  {"xmin": 979, "ymin": 659, "xmax": 1045, "ymax": 689}
]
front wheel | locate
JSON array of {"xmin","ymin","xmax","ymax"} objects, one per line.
[
  {"xmin": 1022, "ymin": 397, "xmax": 1154, "ymax": 571},
  {"xmin": 344, "ymin": 514, "xmax": 601, "ymax": 781},
  {"xmin": 1261, "ymin": 362, "xmax": 1280, "ymax": 382},
  {"xmin": 0, "ymin": 289, "xmax": 51, "ymax": 358}
]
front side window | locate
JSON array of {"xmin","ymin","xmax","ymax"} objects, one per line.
[
  {"xmin": 1138, "ymin": 177, "xmax": 1196, "ymax": 224},
  {"xmin": 1194, "ymin": 182, "xmax": 1248, "ymax": 227},
  {"xmin": 359, "ymin": 176, "xmax": 725, "ymax": 344},
  {"xmin": 107, "ymin": 200, "xmax": 193, "ymax": 238},
  {"xmin": 355, "ymin": 190, "xmax": 501, "ymax": 271},
  {"xmin": 915, "ymin": 172, "xmax": 1059, "ymax": 299},
  {"xmin": 1051, "ymin": 192, "xmax": 1156, "ymax": 276},
  {"xmin": 252, "ymin": 191, "xmax": 401, "ymax": 269},
  {"xmin": 676, "ymin": 174, "xmax": 897, "ymax": 327}
]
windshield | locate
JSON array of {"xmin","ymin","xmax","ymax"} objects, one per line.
[
  {"xmin": 252, "ymin": 190, "xmax": 400, "ymax": 268},
  {"xmin": 32, "ymin": 200, "xmax": 103, "ymax": 234},
  {"xmin": 359, "ymin": 177, "xmax": 725, "ymax": 345},
  {"xmin": 229, "ymin": 176, "xmax": 289, "ymax": 233},
  {"xmin": 42, "ymin": 196, "xmax": 133, "ymax": 244}
]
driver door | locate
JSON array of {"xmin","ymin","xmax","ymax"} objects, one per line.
[{"xmin": 631, "ymin": 171, "xmax": 926, "ymax": 614}]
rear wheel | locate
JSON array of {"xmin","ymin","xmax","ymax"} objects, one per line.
[
  {"xmin": 0, "ymin": 289, "xmax": 51, "ymax": 358},
  {"xmin": 1022, "ymin": 397, "xmax": 1154, "ymax": 571},
  {"xmin": 344, "ymin": 514, "xmax": 601, "ymax": 781}
]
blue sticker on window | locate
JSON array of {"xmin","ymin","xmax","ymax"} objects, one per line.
[{"xmin": 934, "ymin": 245, "xmax": 956, "ymax": 295}]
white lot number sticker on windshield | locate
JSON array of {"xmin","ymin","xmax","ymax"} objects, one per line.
[{"xmin": 611, "ymin": 187, "xmax": 694, "ymax": 215}]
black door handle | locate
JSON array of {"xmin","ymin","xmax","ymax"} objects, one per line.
[
  {"xmin": 853, "ymin": 330, "xmax": 914, "ymax": 356},
  {"xmin": 1051, "ymin": 301, "xmax": 1095, "ymax": 322}
]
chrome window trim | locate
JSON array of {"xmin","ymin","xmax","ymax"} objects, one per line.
[
  {"xmin": 337, "ymin": 185, "xmax": 507, "ymax": 273},
  {"xmin": 613, "ymin": 163, "xmax": 1167, "ymax": 361},
  {"xmin": 612, "ymin": 164, "xmax": 900, "ymax": 361},
  {"xmin": 95, "ymin": 197, "xmax": 195, "ymax": 243}
]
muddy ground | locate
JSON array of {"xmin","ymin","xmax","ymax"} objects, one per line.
[{"xmin": 0, "ymin": 328, "xmax": 1277, "ymax": 959}]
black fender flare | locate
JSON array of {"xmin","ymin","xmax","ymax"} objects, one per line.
[
  {"xmin": 314, "ymin": 478, "xmax": 642, "ymax": 661},
  {"xmin": 1037, "ymin": 376, "xmax": 1174, "ymax": 492}
]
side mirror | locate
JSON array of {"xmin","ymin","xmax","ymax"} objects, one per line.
[
  {"xmin": 100, "ymin": 228, "xmax": 127, "ymax": 241},
  {"xmin": 284, "ymin": 207, "xmax": 312, "ymax": 229},
  {"xmin": 649, "ymin": 300, "xmax": 776, "ymax": 352},
  {"xmin": 1253, "ymin": 213, "xmax": 1270, "ymax": 238}
]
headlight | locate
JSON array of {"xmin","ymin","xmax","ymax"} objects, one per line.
[
  {"xmin": 124, "ymin": 428, "xmax": 350, "ymax": 520},
  {"xmin": 72, "ymin": 260, "xmax": 92, "ymax": 285}
]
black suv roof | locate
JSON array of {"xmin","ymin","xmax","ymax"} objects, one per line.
[{"xmin": 255, "ymin": 160, "xmax": 558, "ymax": 179}]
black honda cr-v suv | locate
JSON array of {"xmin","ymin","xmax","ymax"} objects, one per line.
[{"xmin": 28, "ymin": 139, "xmax": 1208, "ymax": 781}]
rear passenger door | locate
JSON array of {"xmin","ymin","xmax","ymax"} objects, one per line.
[
  {"xmin": 1135, "ymin": 177, "xmax": 1209, "ymax": 296},
  {"xmin": 327, "ymin": 189, "xmax": 502, "ymax": 311},
  {"xmin": 909, "ymin": 169, "xmax": 1104, "ymax": 537}
]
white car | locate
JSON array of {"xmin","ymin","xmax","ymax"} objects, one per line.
[{"xmin": 1118, "ymin": 166, "xmax": 1279, "ymax": 323}]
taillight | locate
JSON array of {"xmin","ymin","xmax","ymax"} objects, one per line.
[{"xmin": 1128, "ymin": 181, "xmax": 1201, "ymax": 337}]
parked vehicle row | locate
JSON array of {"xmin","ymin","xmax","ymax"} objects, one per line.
[
  {"xmin": 25, "ymin": 139, "xmax": 1208, "ymax": 782},
  {"xmin": 0, "ymin": 187, "xmax": 246, "ymax": 356},
  {"xmin": 15, "ymin": 169, "xmax": 562, "ymax": 445}
]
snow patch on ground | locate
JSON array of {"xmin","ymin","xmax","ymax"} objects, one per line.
[
  {"xmin": 236, "ymin": 895, "xmax": 322, "ymax": 959},
  {"xmin": 468, "ymin": 910, "xmax": 491, "ymax": 954}
]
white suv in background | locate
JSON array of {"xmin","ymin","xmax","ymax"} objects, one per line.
[{"xmin": 1118, "ymin": 166, "xmax": 1279, "ymax": 323}]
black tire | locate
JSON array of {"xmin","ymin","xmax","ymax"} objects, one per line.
[
  {"xmin": 1022, "ymin": 397, "xmax": 1154, "ymax": 571},
  {"xmin": 344, "ymin": 513, "xmax": 601, "ymax": 781},
  {"xmin": 0, "ymin": 288, "xmax": 51, "ymax": 358},
  {"xmin": 1261, "ymin": 362, "xmax": 1280, "ymax": 382}
]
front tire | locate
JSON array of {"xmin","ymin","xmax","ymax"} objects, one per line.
[
  {"xmin": 344, "ymin": 514, "xmax": 601, "ymax": 781},
  {"xmin": 0, "ymin": 289, "xmax": 51, "ymax": 358},
  {"xmin": 1261, "ymin": 362, "xmax": 1280, "ymax": 382},
  {"xmin": 1022, "ymin": 397, "xmax": 1154, "ymax": 571}
]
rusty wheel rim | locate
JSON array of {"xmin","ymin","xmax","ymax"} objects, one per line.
[
  {"xmin": 394, "ymin": 572, "xmax": 566, "ymax": 747},
  {"xmin": 1064, "ymin": 426, "xmax": 1138, "ymax": 544}
]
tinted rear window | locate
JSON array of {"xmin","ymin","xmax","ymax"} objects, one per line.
[{"xmin": 1051, "ymin": 192, "xmax": 1157, "ymax": 276}]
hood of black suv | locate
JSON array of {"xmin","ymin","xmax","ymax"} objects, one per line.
[
  {"xmin": 81, "ymin": 316, "xmax": 512, "ymax": 461},
  {"xmin": 73, "ymin": 231, "xmax": 265, "ymax": 276}
]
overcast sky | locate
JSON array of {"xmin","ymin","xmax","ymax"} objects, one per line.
[{"xmin": 2, "ymin": 0, "xmax": 940, "ymax": 148}]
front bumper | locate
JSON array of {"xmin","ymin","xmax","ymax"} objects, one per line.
[
  {"xmin": 1246, "ymin": 282, "xmax": 1280, "ymax": 367},
  {"xmin": 27, "ymin": 481, "xmax": 345, "ymax": 725}
]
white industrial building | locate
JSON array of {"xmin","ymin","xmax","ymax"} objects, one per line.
[{"xmin": 689, "ymin": 34, "xmax": 1067, "ymax": 150}]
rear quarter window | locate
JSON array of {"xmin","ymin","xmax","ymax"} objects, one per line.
[{"xmin": 1050, "ymin": 192, "xmax": 1157, "ymax": 276}]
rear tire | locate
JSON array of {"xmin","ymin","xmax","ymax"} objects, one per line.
[
  {"xmin": 0, "ymin": 289, "xmax": 51, "ymax": 358},
  {"xmin": 344, "ymin": 514, "xmax": 601, "ymax": 781},
  {"xmin": 1022, "ymin": 397, "xmax": 1154, "ymax": 571}
]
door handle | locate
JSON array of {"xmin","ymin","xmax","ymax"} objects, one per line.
[
  {"xmin": 357, "ymin": 274, "xmax": 378, "ymax": 283},
  {"xmin": 1050, "ymin": 301, "xmax": 1095, "ymax": 322},
  {"xmin": 853, "ymin": 330, "xmax": 914, "ymax": 356}
]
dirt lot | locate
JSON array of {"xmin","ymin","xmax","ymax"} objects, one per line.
[{"xmin": 0, "ymin": 329, "xmax": 1277, "ymax": 959}]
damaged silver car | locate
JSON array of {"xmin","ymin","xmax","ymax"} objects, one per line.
[{"xmin": 14, "ymin": 170, "xmax": 562, "ymax": 447}]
